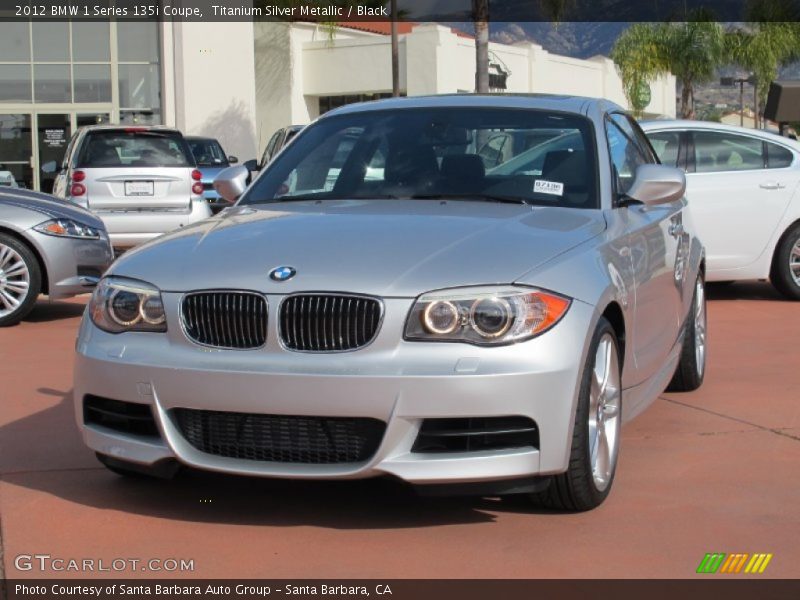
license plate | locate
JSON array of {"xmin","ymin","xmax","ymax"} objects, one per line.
[{"xmin": 124, "ymin": 181, "xmax": 154, "ymax": 196}]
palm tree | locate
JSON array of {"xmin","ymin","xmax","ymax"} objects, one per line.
[
  {"xmin": 611, "ymin": 17, "xmax": 726, "ymax": 119},
  {"xmin": 725, "ymin": 20, "xmax": 799, "ymax": 127}
]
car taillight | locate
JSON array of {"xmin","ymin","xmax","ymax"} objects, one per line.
[
  {"xmin": 191, "ymin": 169, "xmax": 202, "ymax": 181},
  {"xmin": 70, "ymin": 183, "xmax": 86, "ymax": 197},
  {"xmin": 192, "ymin": 182, "xmax": 204, "ymax": 195},
  {"xmin": 72, "ymin": 170, "xmax": 86, "ymax": 183}
]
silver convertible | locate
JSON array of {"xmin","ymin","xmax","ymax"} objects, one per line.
[{"xmin": 74, "ymin": 96, "xmax": 706, "ymax": 511}]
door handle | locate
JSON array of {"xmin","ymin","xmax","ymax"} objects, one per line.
[
  {"xmin": 760, "ymin": 181, "xmax": 786, "ymax": 190},
  {"xmin": 669, "ymin": 222, "xmax": 684, "ymax": 238}
]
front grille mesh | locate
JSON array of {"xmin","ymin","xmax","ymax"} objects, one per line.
[
  {"xmin": 279, "ymin": 294, "xmax": 382, "ymax": 352},
  {"xmin": 174, "ymin": 409, "xmax": 386, "ymax": 464},
  {"xmin": 181, "ymin": 292, "xmax": 267, "ymax": 349}
]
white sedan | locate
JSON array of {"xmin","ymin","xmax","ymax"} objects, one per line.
[{"xmin": 642, "ymin": 120, "xmax": 800, "ymax": 299}]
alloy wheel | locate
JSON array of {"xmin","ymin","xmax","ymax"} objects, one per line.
[
  {"xmin": 790, "ymin": 238, "xmax": 800, "ymax": 287},
  {"xmin": 0, "ymin": 242, "xmax": 31, "ymax": 317},
  {"xmin": 694, "ymin": 278, "xmax": 707, "ymax": 378},
  {"xmin": 588, "ymin": 332, "xmax": 621, "ymax": 492}
]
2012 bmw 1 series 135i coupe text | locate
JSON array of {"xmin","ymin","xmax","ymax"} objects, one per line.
[{"xmin": 74, "ymin": 95, "xmax": 706, "ymax": 511}]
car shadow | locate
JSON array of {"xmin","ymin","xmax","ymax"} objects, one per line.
[
  {"xmin": 706, "ymin": 281, "xmax": 788, "ymax": 302},
  {"xmin": 22, "ymin": 298, "xmax": 88, "ymax": 323},
  {"xmin": 1, "ymin": 389, "xmax": 563, "ymax": 528}
]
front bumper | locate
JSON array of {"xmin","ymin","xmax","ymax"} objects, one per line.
[
  {"xmin": 74, "ymin": 295, "xmax": 597, "ymax": 485},
  {"xmin": 27, "ymin": 230, "xmax": 114, "ymax": 299}
]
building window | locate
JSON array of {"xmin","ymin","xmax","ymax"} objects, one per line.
[
  {"xmin": 0, "ymin": 65, "xmax": 31, "ymax": 103},
  {"xmin": 0, "ymin": 21, "xmax": 161, "ymax": 124}
]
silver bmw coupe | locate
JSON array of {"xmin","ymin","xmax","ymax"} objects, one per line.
[{"xmin": 74, "ymin": 96, "xmax": 706, "ymax": 511}]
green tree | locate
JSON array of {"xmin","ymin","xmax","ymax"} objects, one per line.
[{"xmin": 611, "ymin": 17, "xmax": 726, "ymax": 119}]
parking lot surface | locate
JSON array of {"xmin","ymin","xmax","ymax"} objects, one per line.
[{"xmin": 1, "ymin": 283, "xmax": 798, "ymax": 579}]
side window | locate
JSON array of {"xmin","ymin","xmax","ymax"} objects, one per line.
[
  {"xmin": 766, "ymin": 142, "xmax": 794, "ymax": 169},
  {"xmin": 606, "ymin": 119, "xmax": 650, "ymax": 196},
  {"xmin": 692, "ymin": 131, "xmax": 764, "ymax": 173},
  {"xmin": 62, "ymin": 133, "xmax": 79, "ymax": 169},
  {"xmin": 279, "ymin": 127, "xmax": 365, "ymax": 196},
  {"xmin": 261, "ymin": 131, "xmax": 282, "ymax": 166},
  {"xmin": 610, "ymin": 113, "xmax": 656, "ymax": 162},
  {"xmin": 647, "ymin": 131, "xmax": 682, "ymax": 167},
  {"xmin": 478, "ymin": 133, "xmax": 512, "ymax": 168}
]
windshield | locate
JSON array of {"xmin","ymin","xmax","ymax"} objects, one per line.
[
  {"xmin": 188, "ymin": 138, "xmax": 229, "ymax": 167},
  {"xmin": 77, "ymin": 130, "xmax": 194, "ymax": 168},
  {"xmin": 241, "ymin": 107, "xmax": 599, "ymax": 209}
]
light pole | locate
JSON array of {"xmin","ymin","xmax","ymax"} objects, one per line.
[{"xmin": 721, "ymin": 75, "xmax": 756, "ymax": 127}]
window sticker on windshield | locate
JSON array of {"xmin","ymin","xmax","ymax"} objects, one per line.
[{"xmin": 534, "ymin": 180, "xmax": 564, "ymax": 196}]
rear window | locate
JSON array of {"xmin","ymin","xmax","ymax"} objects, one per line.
[{"xmin": 77, "ymin": 130, "xmax": 193, "ymax": 168}]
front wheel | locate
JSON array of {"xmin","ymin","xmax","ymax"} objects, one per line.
[
  {"xmin": 0, "ymin": 233, "xmax": 41, "ymax": 327},
  {"xmin": 667, "ymin": 274, "xmax": 707, "ymax": 392},
  {"xmin": 770, "ymin": 224, "xmax": 800, "ymax": 300},
  {"xmin": 530, "ymin": 317, "xmax": 622, "ymax": 511}
]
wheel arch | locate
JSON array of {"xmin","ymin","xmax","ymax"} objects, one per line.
[
  {"xmin": 770, "ymin": 217, "xmax": 800, "ymax": 275},
  {"xmin": 0, "ymin": 225, "xmax": 49, "ymax": 295},
  {"xmin": 600, "ymin": 301, "xmax": 626, "ymax": 369}
]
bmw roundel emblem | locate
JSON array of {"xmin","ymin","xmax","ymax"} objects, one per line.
[{"xmin": 270, "ymin": 266, "xmax": 296, "ymax": 282}]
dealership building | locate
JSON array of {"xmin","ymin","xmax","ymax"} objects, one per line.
[{"xmin": 0, "ymin": 20, "xmax": 676, "ymax": 193}]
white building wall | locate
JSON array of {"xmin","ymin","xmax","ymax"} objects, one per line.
[
  {"xmin": 299, "ymin": 24, "xmax": 677, "ymax": 118},
  {"xmin": 169, "ymin": 22, "xmax": 258, "ymax": 162}
]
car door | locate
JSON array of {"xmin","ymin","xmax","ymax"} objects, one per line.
[
  {"xmin": 608, "ymin": 115, "xmax": 683, "ymax": 386},
  {"xmin": 684, "ymin": 129, "xmax": 798, "ymax": 272}
]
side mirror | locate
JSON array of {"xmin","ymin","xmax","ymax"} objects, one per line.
[
  {"xmin": 625, "ymin": 164, "xmax": 686, "ymax": 206},
  {"xmin": 243, "ymin": 158, "xmax": 259, "ymax": 172},
  {"xmin": 228, "ymin": 156, "xmax": 238, "ymax": 164},
  {"xmin": 213, "ymin": 165, "xmax": 249, "ymax": 203}
]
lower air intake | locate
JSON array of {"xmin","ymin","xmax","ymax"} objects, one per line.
[{"xmin": 173, "ymin": 408, "xmax": 386, "ymax": 464}]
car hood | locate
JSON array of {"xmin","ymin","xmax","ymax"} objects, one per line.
[
  {"xmin": 111, "ymin": 199, "xmax": 605, "ymax": 297},
  {"xmin": 0, "ymin": 187, "xmax": 105, "ymax": 230}
]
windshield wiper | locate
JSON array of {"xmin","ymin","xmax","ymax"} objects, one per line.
[{"xmin": 408, "ymin": 193, "xmax": 531, "ymax": 205}]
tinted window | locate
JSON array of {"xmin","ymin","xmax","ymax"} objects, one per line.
[
  {"xmin": 611, "ymin": 113, "xmax": 654, "ymax": 161},
  {"xmin": 693, "ymin": 131, "xmax": 764, "ymax": 173},
  {"xmin": 766, "ymin": 142, "xmax": 794, "ymax": 169},
  {"xmin": 606, "ymin": 119, "xmax": 649, "ymax": 195},
  {"xmin": 647, "ymin": 131, "xmax": 682, "ymax": 167},
  {"xmin": 188, "ymin": 139, "xmax": 229, "ymax": 167},
  {"xmin": 243, "ymin": 108, "xmax": 600, "ymax": 209},
  {"xmin": 77, "ymin": 130, "xmax": 193, "ymax": 168}
]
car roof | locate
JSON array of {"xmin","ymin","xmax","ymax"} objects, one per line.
[
  {"xmin": 641, "ymin": 119, "xmax": 792, "ymax": 140},
  {"xmin": 185, "ymin": 135, "xmax": 220, "ymax": 142},
  {"xmin": 322, "ymin": 94, "xmax": 624, "ymax": 118},
  {"xmin": 79, "ymin": 125, "xmax": 182, "ymax": 134}
]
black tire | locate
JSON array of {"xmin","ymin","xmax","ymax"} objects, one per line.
[
  {"xmin": 770, "ymin": 224, "xmax": 800, "ymax": 300},
  {"xmin": 0, "ymin": 233, "xmax": 42, "ymax": 327},
  {"xmin": 530, "ymin": 317, "xmax": 622, "ymax": 512},
  {"xmin": 96, "ymin": 453, "xmax": 180, "ymax": 480},
  {"xmin": 667, "ymin": 274, "xmax": 707, "ymax": 392}
]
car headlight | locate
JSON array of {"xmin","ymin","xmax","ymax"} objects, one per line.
[
  {"xmin": 89, "ymin": 277, "xmax": 167, "ymax": 333},
  {"xmin": 34, "ymin": 218, "xmax": 101, "ymax": 239},
  {"xmin": 405, "ymin": 286, "xmax": 571, "ymax": 346}
]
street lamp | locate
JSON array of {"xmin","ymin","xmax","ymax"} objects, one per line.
[{"xmin": 720, "ymin": 75, "xmax": 756, "ymax": 127}]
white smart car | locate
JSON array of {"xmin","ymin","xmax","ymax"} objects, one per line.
[{"xmin": 642, "ymin": 120, "xmax": 800, "ymax": 299}]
